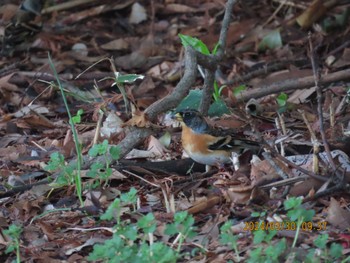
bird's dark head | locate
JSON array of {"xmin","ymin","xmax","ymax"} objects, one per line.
[{"xmin": 173, "ymin": 109, "xmax": 209, "ymax": 133}]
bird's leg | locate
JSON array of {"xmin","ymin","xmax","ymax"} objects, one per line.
[{"xmin": 230, "ymin": 152, "xmax": 240, "ymax": 171}]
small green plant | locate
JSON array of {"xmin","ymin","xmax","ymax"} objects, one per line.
[
  {"xmin": 213, "ymin": 82, "xmax": 227, "ymax": 102},
  {"xmin": 111, "ymin": 67, "xmax": 144, "ymax": 114},
  {"xmin": 4, "ymin": 224, "xmax": 23, "ymax": 263},
  {"xmin": 178, "ymin": 34, "xmax": 211, "ymax": 55},
  {"xmin": 87, "ymin": 139, "xmax": 120, "ymax": 188},
  {"xmin": 48, "ymin": 53, "xmax": 83, "ymax": 206},
  {"xmin": 248, "ymin": 238, "xmax": 286, "ymax": 263},
  {"xmin": 276, "ymin": 92, "xmax": 288, "ymax": 107},
  {"xmin": 165, "ymin": 211, "xmax": 197, "ymax": 254},
  {"xmin": 304, "ymin": 234, "xmax": 345, "ymax": 263},
  {"xmin": 245, "ymin": 200, "xmax": 347, "ymax": 262},
  {"xmin": 232, "ymin": 84, "xmax": 247, "ymax": 98},
  {"xmin": 219, "ymin": 221, "xmax": 240, "ymax": 260},
  {"xmin": 247, "ymin": 222, "xmax": 285, "ymax": 263},
  {"xmin": 284, "ymin": 197, "xmax": 315, "ymax": 248},
  {"xmin": 89, "ymin": 188, "xmax": 197, "ymax": 262},
  {"xmin": 45, "ymin": 152, "xmax": 77, "ymax": 187}
]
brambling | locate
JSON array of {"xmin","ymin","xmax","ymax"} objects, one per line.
[{"xmin": 173, "ymin": 109, "xmax": 259, "ymax": 167}]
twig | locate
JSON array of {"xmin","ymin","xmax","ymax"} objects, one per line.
[
  {"xmin": 308, "ymin": 33, "xmax": 337, "ymax": 173},
  {"xmin": 263, "ymin": 141, "xmax": 328, "ymax": 182},
  {"xmin": 199, "ymin": 69, "xmax": 215, "ymax": 114},
  {"xmin": 144, "ymin": 47, "xmax": 198, "ymax": 121},
  {"xmin": 224, "ymin": 59, "xmax": 308, "ymax": 85},
  {"xmin": 217, "ymin": 0, "xmax": 236, "ymax": 58},
  {"xmin": 262, "ymin": 152, "xmax": 291, "ymax": 197},
  {"xmin": 236, "ymin": 68, "xmax": 350, "ymax": 101},
  {"xmin": 42, "ymin": 0, "xmax": 100, "ymax": 14},
  {"xmin": 199, "ymin": 0, "xmax": 236, "ymax": 114},
  {"xmin": 262, "ymin": 0, "xmax": 288, "ymax": 27},
  {"xmin": 299, "ymin": 109, "xmax": 320, "ymax": 174}
]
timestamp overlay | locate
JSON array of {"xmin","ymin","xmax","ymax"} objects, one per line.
[{"xmin": 243, "ymin": 221, "xmax": 327, "ymax": 231}]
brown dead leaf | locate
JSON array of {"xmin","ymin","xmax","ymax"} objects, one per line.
[
  {"xmin": 187, "ymin": 195, "xmax": 222, "ymax": 214},
  {"xmin": 0, "ymin": 134, "xmax": 23, "ymax": 147},
  {"xmin": 251, "ymin": 159, "xmax": 288, "ymax": 186},
  {"xmin": 122, "ymin": 111, "xmax": 160, "ymax": 129},
  {"xmin": 289, "ymin": 179, "xmax": 316, "ymax": 197},
  {"xmin": 100, "ymin": 112, "xmax": 124, "ymax": 138},
  {"xmin": 162, "ymin": 4, "xmax": 197, "ymax": 14},
  {"xmin": 326, "ymin": 197, "xmax": 350, "ymax": 231},
  {"xmin": 22, "ymin": 114, "xmax": 56, "ymax": 128},
  {"xmin": 224, "ymin": 186, "xmax": 252, "ymax": 204},
  {"xmin": 0, "ymin": 73, "xmax": 19, "ymax": 92},
  {"xmin": 147, "ymin": 135, "xmax": 170, "ymax": 158},
  {"xmin": 101, "ymin": 38, "xmax": 131, "ymax": 51}
]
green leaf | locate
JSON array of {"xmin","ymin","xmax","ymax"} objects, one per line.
[
  {"xmin": 87, "ymin": 162, "xmax": 104, "ymax": 178},
  {"xmin": 101, "ymin": 199, "xmax": 121, "ymax": 221},
  {"xmin": 89, "ymin": 140, "xmax": 109, "ymax": 157},
  {"xmin": 302, "ymin": 209, "xmax": 315, "ymax": 222},
  {"xmin": 115, "ymin": 73, "xmax": 144, "ymax": 84},
  {"xmin": 109, "ymin": 146, "xmax": 121, "ymax": 160},
  {"xmin": 314, "ymin": 234, "xmax": 328, "ymax": 249},
  {"xmin": 284, "ymin": 197, "xmax": 302, "ymax": 210},
  {"xmin": 247, "ymin": 247, "xmax": 263, "ymax": 263},
  {"xmin": 213, "ymin": 81, "xmax": 220, "ymax": 101},
  {"xmin": 88, "ymin": 234, "xmax": 125, "ymax": 261},
  {"xmin": 330, "ymin": 242, "xmax": 343, "ymax": 259},
  {"xmin": 149, "ymin": 243, "xmax": 177, "ymax": 262},
  {"xmin": 119, "ymin": 225, "xmax": 138, "ymax": 241},
  {"xmin": 120, "ymin": 187, "xmax": 138, "ymax": 204},
  {"xmin": 253, "ymin": 228, "xmax": 266, "ymax": 244},
  {"xmin": 4, "ymin": 224, "xmax": 22, "ymax": 239},
  {"xmin": 176, "ymin": 89, "xmax": 229, "ymax": 117},
  {"xmin": 265, "ymin": 239, "xmax": 286, "ymax": 260},
  {"xmin": 5, "ymin": 244, "xmax": 16, "ymax": 254},
  {"xmin": 276, "ymin": 92, "xmax": 288, "ymax": 107},
  {"xmin": 251, "ymin": 212, "xmax": 261, "ymax": 218},
  {"xmin": 175, "ymin": 89, "xmax": 201, "ymax": 112},
  {"xmin": 178, "ymin": 34, "xmax": 210, "ymax": 55},
  {"xmin": 208, "ymin": 99, "xmax": 230, "ymax": 117},
  {"xmin": 258, "ymin": 29, "xmax": 282, "ymax": 51},
  {"xmin": 212, "ymin": 42, "xmax": 220, "ymax": 55},
  {"xmin": 137, "ymin": 213, "xmax": 157, "ymax": 234},
  {"xmin": 165, "ymin": 211, "xmax": 196, "ymax": 237},
  {"xmin": 265, "ymin": 229, "xmax": 277, "ymax": 241},
  {"xmin": 71, "ymin": 109, "xmax": 84, "ymax": 124},
  {"xmin": 232, "ymin": 85, "xmax": 246, "ymax": 97},
  {"xmin": 45, "ymin": 152, "xmax": 65, "ymax": 171}
]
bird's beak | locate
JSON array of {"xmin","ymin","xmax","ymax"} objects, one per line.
[{"xmin": 172, "ymin": 112, "xmax": 183, "ymax": 122}]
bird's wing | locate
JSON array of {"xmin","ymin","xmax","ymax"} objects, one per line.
[
  {"xmin": 207, "ymin": 136, "xmax": 233, "ymax": 151},
  {"xmin": 208, "ymin": 135, "xmax": 260, "ymax": 152}
]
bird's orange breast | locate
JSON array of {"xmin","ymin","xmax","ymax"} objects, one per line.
[{"xmin": 181, "ymin": 125, "xmax": 231, "ymax": 165}]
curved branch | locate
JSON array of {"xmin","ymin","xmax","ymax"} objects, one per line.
[{"xmin": 236, "ymin": 68, "xmax": 350, "ymax": 102}]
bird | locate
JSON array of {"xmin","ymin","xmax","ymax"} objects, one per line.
[{"xmin": 173, "ymin": 109, "xmax": 259, "ymax": 167}]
